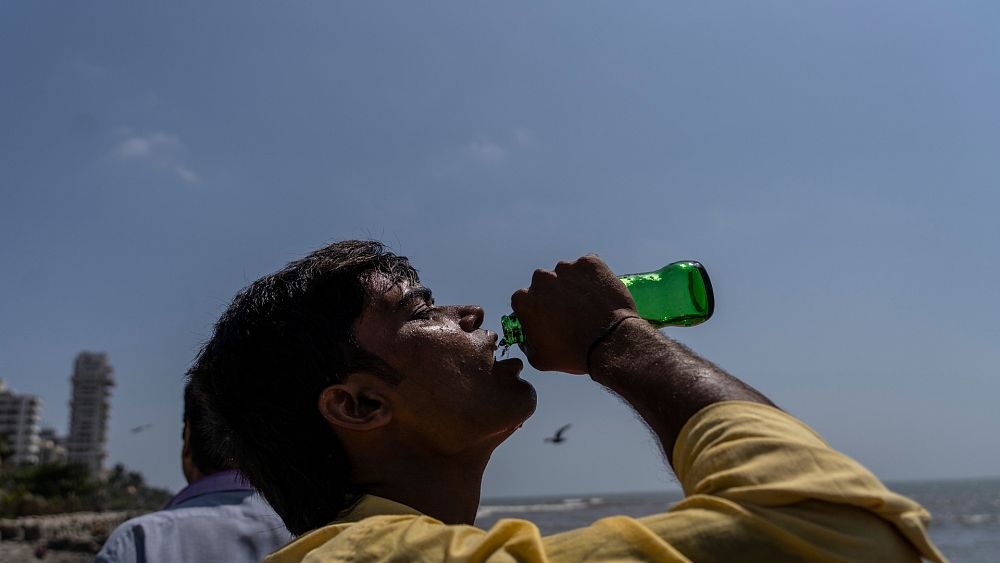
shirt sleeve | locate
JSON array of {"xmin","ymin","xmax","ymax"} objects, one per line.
[
  {"xmin": 543, "ymin": 401, "xmax": 946, "ymax": 562},
  {"xmin": 289, "ymin": 402, "xmax": 946, "ymax": 563}
]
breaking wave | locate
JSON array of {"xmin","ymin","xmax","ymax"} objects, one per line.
[{"xmin": 476, "ymin": 497, "xmax": 604, "ymax": 519}]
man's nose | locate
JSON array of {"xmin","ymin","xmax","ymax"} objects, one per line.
[{"xmin": 458, "ymin": 305, "xmax": 485, "ymax": 332}]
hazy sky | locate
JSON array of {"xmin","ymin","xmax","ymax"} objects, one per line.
[{"xmin": 2, "ymin": 2, "xmax": 998, "ymax": 496}]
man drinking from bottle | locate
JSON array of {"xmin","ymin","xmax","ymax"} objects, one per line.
[{"xmin": 188, "ymin": 240, "xmax": 944, "ymax": 562}]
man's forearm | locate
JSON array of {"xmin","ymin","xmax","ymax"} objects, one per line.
[{"xmin": 588, "ymin": 317, "xmax": 773, "ymax": 465}]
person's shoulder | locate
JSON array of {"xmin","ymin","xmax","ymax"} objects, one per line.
[
  {"xmin": 105, "ymin": 510, "xmax": 171, "ymax": 538},
  {"xmin": 95, "ymin": 512, "xmax": 165, "ymax": 563},
  {"xmin": 99, "ymin": 501, "xmax": 293, "ymax": 562},
  {"xmin": 268, "ymin": 515, "xmax": 544, "ymax": 563},
  {"xmin": 158, "ymin": 496, "xmax": 281, "ymax": 528},
  {"xmin": 108, "ymin": 499, "xmax": 266, "ymax": 535},
  {"xmin": 100, "ymin": 507, "xmax": 187, "ymax": 548}
]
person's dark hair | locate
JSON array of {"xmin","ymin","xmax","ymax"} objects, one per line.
[
  {"xmin": 183, "ymin": 382, "xmax": 231, "ymax": 474},
  {"xmin": 187, "ymin": 240, "xmax": 418, "ymax": 535}
]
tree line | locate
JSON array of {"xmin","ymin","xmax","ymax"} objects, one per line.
[{"xmin": 0, "ymin": 433, "xmax": 171, "ymax": 518}]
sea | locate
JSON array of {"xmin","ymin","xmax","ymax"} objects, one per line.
[{"xmin": 475, "ymin": 478, "xmax": 1000, "ymax": 563}]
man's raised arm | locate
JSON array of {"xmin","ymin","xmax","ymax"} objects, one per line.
[
  {"xmin": 510, "ymin": 254, "xmax": 772, "ymax": 462},
  {"xmin": 512, "ymin": 255, "xmax": 944, "ymax": 561}
]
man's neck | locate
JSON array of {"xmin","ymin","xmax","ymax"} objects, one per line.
[{"xmin": 352, "ymin": 454, "xmax": 488, "ymax": 525}]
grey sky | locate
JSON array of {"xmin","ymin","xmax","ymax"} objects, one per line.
[{"xmin": 1, "ymin": 1, "xmax": 998, "ymax": 495}]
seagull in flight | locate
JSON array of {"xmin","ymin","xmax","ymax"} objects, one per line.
[
  {"xmin": 130, "ymin": 424, "xmax": 153, "ymax": 434},
  {"xmin": 544, "ymin": 424, "xmax": 572, "ymax": 444}
]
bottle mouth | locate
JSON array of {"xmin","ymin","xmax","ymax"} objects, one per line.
[
  {"xmin": 500, "ymin": 314, "xmax": 524, "ymax": 346},
  {"xmin": 690, "ymin": 261, "xmax": 715, "ymax": 320}
]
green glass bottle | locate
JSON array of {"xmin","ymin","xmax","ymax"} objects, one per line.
[{"xmin": 499, "ymin": 261, "xmax": 714, "ymax": 349}]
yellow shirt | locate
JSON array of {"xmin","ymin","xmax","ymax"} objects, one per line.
[{"xmin": 266, "ymin": 402, "xmax": 946, "ymax": 562}]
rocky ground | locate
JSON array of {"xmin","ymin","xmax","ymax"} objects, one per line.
[
  {"xmin": 0, "ymin": 542, "xmax": 93, "ymax": 562},
  {"xmin": 0, "ymin": 510, "xmax": 139, "ymax": 561}
]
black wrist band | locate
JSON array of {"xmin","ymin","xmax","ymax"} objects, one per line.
[{"xmin": 586, "ymin": 315, "xmax": 640, "ymax": 374}]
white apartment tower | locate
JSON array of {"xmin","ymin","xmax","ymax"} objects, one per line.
[
  {"xmin": 0, "ymin": 380, "xmax": 42, "ymax": 466},
  {"xmin": 66, "ymin": 352, "xmax": 115, "ymax": 474}
]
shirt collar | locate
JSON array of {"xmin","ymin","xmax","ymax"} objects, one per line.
[
  {"xmin": 332, "ymin": 494, "xmax": 424, "ymax": 523},
  {"xmin": 264, "ymin": 495, "xmax": 425, "ymax": 563},
  {"xmin": 164, "ymin": 469, "xmax": 253, "ymax": 509}
]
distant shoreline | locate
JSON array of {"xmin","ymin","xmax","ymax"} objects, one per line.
[{"xmin": 479, "ymin": 475, "xmax": 1000, "ymax": 504}]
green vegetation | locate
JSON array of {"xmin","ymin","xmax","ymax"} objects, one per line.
[
  {"xmin": 0, "ymin": 434, "xmax": 171, "ymax": 518},
  {"xmin": 100, "ymin": 463, "xmax": 173, "ymax": 511}
]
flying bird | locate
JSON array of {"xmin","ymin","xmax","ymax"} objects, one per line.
[
  {"xmin": 544, "ymin": 424, "xmax": 572, "ymax": 444},
  {"xmin": 130, "ymin": 424, "xmax": 153, "ymax": 434}
]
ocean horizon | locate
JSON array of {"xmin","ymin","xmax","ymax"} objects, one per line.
[{"xmin": 477, "ymin": 477, "xmax": 1000, "ymax": 563}]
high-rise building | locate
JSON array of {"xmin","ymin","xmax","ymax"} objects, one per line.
[
  {"xmin": 0, "ymin": 380, "xmax": 42, "ymax": 466},
  {"xmin": 66, "ymin": 352, "xmax": 115, "ymax": 474}
]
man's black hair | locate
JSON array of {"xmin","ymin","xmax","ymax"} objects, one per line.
[
  {"xmin": 183, "ymin": 381, "xmax": 230, "ymax": 475},
  {"xmin": 188, "ymin": 240, "xmax": 418, "ymax": 535}
]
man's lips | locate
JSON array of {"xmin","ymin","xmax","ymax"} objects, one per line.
[{"xmin": 484, "ymin": 329, "xmax": 524, "ymax": 375}]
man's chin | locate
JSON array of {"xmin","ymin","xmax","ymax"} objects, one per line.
[
  {"xmin": 523, "ymin": 383, "xmax": 538, "ymax": 417},
  {"xmin": 508, "ymin": 384, "xmax": 538, "ymax": 432},
  {"xmin": 484, "ymin": 388, "xmax": 536, "ymax": 444}
]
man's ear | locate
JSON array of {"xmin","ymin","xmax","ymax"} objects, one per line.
[{"xmin": 318, "ymin": 373, "xmax": 392, "ymax": 431}]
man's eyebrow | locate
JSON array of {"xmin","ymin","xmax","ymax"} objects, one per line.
[{"xmin": 394, "ymin": 287, "xmax": 434, "ymax": 311}]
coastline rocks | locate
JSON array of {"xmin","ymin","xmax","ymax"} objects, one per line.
[{"xmin": 0, "ymin": 510, "xmax": 140, "ymax": 556}]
